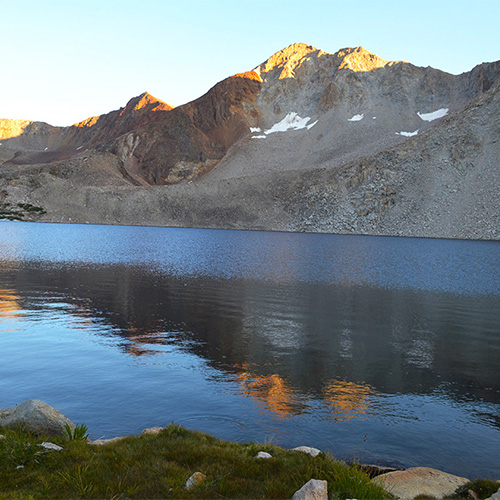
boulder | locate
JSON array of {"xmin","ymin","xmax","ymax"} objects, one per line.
[
  {"xmin": 291, "ymin": 479, "xmax": 328, "ymax": 500},
  {"xmin": 140, "ymin": 426, "xmax": 164, "ymax": 436},
  {"xmin": 292, "ymin": 446, "xmax": 322, "ymax": 457},
  {"xmin": 372, "ymin": 467, "xmax": 469, "ymax": 500},
  {"xmin": 0, "ymin": 400, "xmax": 75, "ymax": 437},
  {"xmin": 185, "ymin": 472, "xmax": 206, "ymax": 490},
  {"xmin": 255, "ymin": 451, "xmax": 272, "ymax": 459}
]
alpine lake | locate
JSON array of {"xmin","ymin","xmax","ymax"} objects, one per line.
[{"xmin": 1, "ymin": 221, "xmax": 499, "ymax": 478}]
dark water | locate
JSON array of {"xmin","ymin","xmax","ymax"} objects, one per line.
[{"xmin": 1, "ymin": 221, "xmax": 499, "ymax": 478}]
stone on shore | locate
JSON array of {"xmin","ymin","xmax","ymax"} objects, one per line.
[
  {"xmin": 140, "ymin": 426, "xmax": 164, "ymax": 435},
  {"xmin": 372, "ymin": 467, "xmax": 469, "ymax": 500},
  {"xmin": 291, "ymin": 479, "xmax": 328, "ymax": 500},
  {"xmin": 292, "ymin": 446, "xmax": 322, "ymax": 457},
  {"xmin": 0, "ymin": 400, "xmax": 75, "ymax": 437},
  {"xmin": 185, "ymin": 472, "xmax": 206, "ymax": 490}
]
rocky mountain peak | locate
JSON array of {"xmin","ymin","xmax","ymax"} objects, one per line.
[
  {"xmin": 0, "ymin": 119, "xmax": 33, "ymax": 140},
  {"xmin": 254, "ymin": 42, "xmax": 391, "ymax": 85},
  {"xmin": 72, "ymin": 92, "xmax": 173, "ymax": 129},
  {"xmin": 254, "ymin": 42, "xmax": 323, "ymax": 80},
  {"xmin": 333, "ymin": 46, "xmax": 390, "ymax": 72},
  {"xmin": 122, "ymin": 91, "xmax": 173, "ymax": 114}
]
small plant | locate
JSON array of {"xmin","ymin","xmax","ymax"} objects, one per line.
[
  {"xmin": 0, "ymin": 427, "xmax": 42, "ymax": 467},
  {"xmin": 451, "ymin": 479, "xmax": 500, "ymax": 499},
  {"xmin": 58, "ymin": 464, "xmax": 94, "ymax": 497},
  {"xmin": 64, "ymin": 423, "xmax": 89, "ymax": 441}
]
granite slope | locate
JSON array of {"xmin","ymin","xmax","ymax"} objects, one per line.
[{"xmin": 0, "ymin": 43, "xmax": 499, "ymax": 239}]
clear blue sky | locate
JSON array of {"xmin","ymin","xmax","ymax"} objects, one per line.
[{"xmin": 1, "ymin": 0, "xmax": 499, "ymax": 126}]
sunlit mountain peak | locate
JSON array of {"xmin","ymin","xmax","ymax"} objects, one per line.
[
  {"xmin": 334, "ymin": 46, "xmax": 390, "ymax": 72},
  {"xmin": 125, "ymin": 92, "xmax": 173, "ymax": 113},
  {"xmin": 254, "ymin": 42, "xmax": 323, "ymax": 79}
]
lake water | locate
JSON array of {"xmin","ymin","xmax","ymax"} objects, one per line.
[{"xmin": 1, "ymin": 221, "xmax": 499, "ymax": 478}]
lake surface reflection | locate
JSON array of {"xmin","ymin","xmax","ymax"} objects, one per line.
[{"xmin": 1, "ymin": 221, "xmax": 499, "ymax": 478}]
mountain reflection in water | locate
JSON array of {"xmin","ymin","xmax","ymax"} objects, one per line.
[
  {"xmin": 0, "ymin": 288, "xmax": 20, "ymax": 320},
  {"xmin": 0, "ymin": 222, "xmax": 499, "ymax": 478}
]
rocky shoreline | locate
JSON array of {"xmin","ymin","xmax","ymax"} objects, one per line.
[{"xmin": 1, "ymin": 400, "xmax": 499, "ymax": 500}]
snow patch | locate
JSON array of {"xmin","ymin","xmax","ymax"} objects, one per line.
[
  {"xmin": 348, "ymin": 114, "xmax": 364, "ymax": 122},
  {"xmin": 265, "ymin": 112, "xmax": 316, "ymax": 134},
  {"xmin": 396, "ymin": 130, "xmax": 419, "ymax": 137},
  {"xmin": 250, "ymin": 112, "xmax": 317, "ymax": 138},
  {"xmin": 417, "ymin": 108, "xmax": 448, "ymax": 122}
]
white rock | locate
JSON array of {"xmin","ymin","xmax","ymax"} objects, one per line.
[
  {"xmin": 185, "ymin": 471, "xmax": 206, "ymax": 489},
  {"xmin": 255, "ymin": 451, "xmax": 272, "ymax": 459},
  {"xmin": 292, "ymin": 446, "xmax": 321, "ymax": 457},
  {"xmin": 140, "ymin": 426, "xmax": 163, "ymax": 436},
  {"xmin": 291, "ymin": 479, "xmax": 328, "ymax": 500},
  {"xmin": 40, "ymin": 442, "xmax": 63, "ymax": 451}
]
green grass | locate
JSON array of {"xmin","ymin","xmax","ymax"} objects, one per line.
[
  {"xmin": 64, "ymin": 423, "xmax": 89, "ymax": 441},
  {"xmin": 446, "ymin": 479, "xmax": 500, "ymax": 499},
  {"xmin": 0, "ymin": 424, "xmax": 392, "ymax": 499}
]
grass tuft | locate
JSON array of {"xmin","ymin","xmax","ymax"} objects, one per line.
[
  {"xmin": 448, "ymin": 479, "xmax": 500, "ymax": 499},
  {"xmin": 64, "ymin": 423, "xmax": 89, "ymax": 441}
]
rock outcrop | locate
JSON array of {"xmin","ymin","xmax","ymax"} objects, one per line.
[
  {"xmin": 0, "ymin": 400, "xmax": 75, "ymax": 437},
  {"xmin": 372, "ymin": 466, "xmax": 470, "ymax": 500}
]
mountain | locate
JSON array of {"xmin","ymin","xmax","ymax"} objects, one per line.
[{"xmin": 0, "ymin": 43, "xmax": 499, "ymax": 239}]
